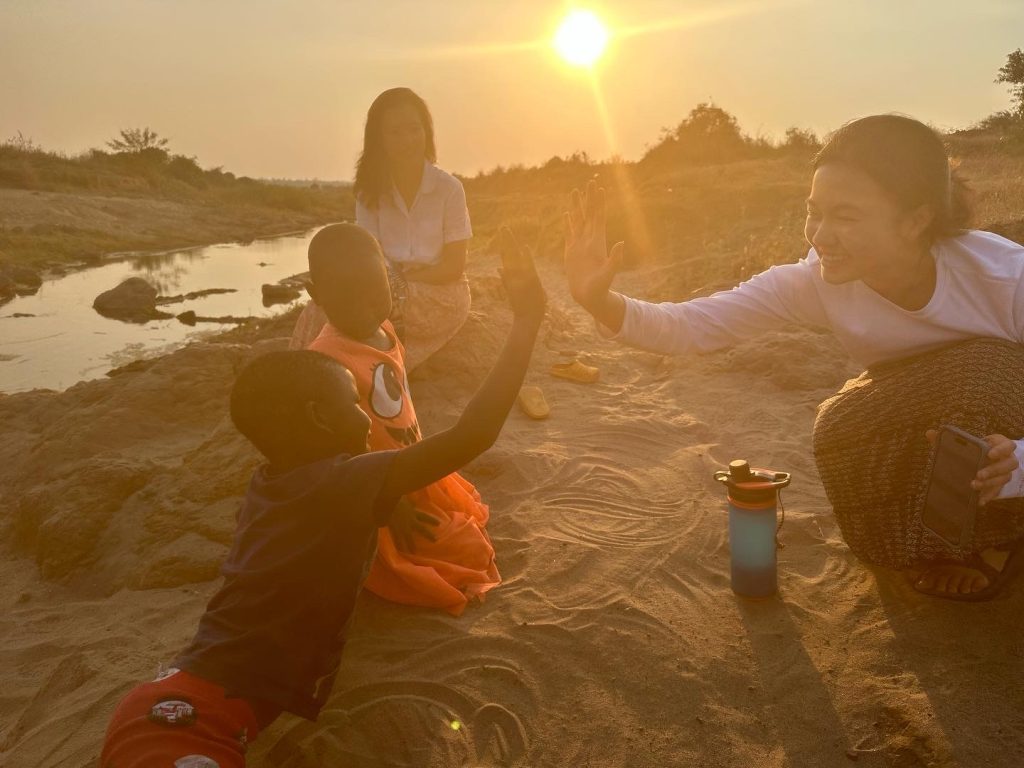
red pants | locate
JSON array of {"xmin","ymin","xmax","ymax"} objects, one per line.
[{"xmin": 101, "ymin": 668, "xmax": 260, "ymax": 768}]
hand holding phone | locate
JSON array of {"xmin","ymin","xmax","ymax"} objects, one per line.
[
  {"xmin": 920, "ymin": 425, "xmax": 989, "ymax": 553},
  {"xmin": 971, "ymin": 433, "xmax": 1019, "ymax": 504},
  {"xmin": 925, "ymin": 430, "xmax": 1020, "ymax": 504}
]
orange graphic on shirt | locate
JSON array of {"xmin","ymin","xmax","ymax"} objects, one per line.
[{"xmin": 308, "ymin": 320, "xmax": 500, "ymax": 615}]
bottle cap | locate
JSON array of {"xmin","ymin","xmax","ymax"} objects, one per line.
[
  {"xmin": 713, "ymin": 460, "xmax": 791, "ymax": 505},
  {"xmin": 728, "ymin": 460, "xmax": 751, "ymax": 482}
]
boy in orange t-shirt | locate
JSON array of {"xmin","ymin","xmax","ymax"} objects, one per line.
[{"xmin": 303, "ymin": 223, "xmax": 502, "ymax": 615}]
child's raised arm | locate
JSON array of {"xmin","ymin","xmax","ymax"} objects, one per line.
[{"xmin": 380, "ymin": 228, "xmax": 545, "ymax": 500}]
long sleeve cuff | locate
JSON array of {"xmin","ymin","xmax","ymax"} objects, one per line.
[
  {"xmin": 995, "ymin": 439, "xmax": 1024, "ymax": 500},
  {"xmin": 593, "ymin": 295, "xmax": 635, "ymax": 341}
]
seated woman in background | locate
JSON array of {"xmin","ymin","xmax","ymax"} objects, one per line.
[
  {"xmin": 292, "ymin": 87, "xmax": 472, "ymax": 371},
  {"xmin": 564, "ymin": 114, "xmax": 1024, "ymax": 601}
]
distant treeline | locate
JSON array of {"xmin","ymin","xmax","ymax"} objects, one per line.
[
  {"xmin": 0, "ymin": 130, "xmax": 351, "ymax": 217},
  {"xmin": 468, "ymin": 103, "xmax": 819, "ymax": 186},
  {"xmin": 467, "ymin": 101, "xmax": 1024, "ymax": 189}
]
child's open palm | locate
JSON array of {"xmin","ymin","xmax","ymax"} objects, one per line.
[{"xmin": 498, "ymin": 227, "xmax": 546, "ymax": 325}]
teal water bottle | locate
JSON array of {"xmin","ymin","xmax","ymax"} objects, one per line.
[{"xmin": 714, "ymin": 460, "xmax": 791, "ymax": 598}]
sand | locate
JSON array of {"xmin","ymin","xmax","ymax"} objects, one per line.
[{"xmin": 2, "ymin": 252, "xmax": 1023, "ymax": 768}]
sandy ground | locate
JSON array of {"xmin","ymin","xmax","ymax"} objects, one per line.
[{"xmin": 2, "ymin": 252, "xmax": 1023, "ymax": 768}]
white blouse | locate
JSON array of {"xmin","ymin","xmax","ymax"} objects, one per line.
[{"xmin": 356, "ymin": 161, "xmax": 472, "ymax": 267}]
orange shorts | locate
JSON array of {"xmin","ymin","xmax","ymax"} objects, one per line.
[{"xmin": 101, "ymin": 668, "xmax": 260, "ymax": 768}]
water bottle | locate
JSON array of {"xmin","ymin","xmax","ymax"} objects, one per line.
[{"xmin": 713, "ymin": 459, "xmax": 791, "ymax": 598}]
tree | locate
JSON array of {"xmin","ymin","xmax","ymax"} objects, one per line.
[
  {"xmin": 674, "ymin": 103, "xmax": 744, "ymax": 144},
  {"xmin": 2, "ymin": 130, "xmax": 39, "ymax": 152},
  {"xmin": 106, "ymin": 127, "xmax": 169, "ymax": 153},
  {"xmin": 995, "ymin": 49, "xmax": 1024, "ymax": 119},
  {"xmin": 642, "ymin": 103, "xmax": 751, "ymax": 166},
  {"xmin": 782, "ymin": 126, "xmax": 821, "ymax": 152}
]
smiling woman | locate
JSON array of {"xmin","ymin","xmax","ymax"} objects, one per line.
[
  {"xmin": 553, "ymin": 9, "xmax": 609, "ymax": 68},
  {"xmin": 563, "ymin": 114, "xmax": 1024, "ymax": 603}
]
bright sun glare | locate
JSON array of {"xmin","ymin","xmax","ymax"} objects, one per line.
[{"xmin": 553, "ymin": 9, "xmax": 609, "ymax": 68}]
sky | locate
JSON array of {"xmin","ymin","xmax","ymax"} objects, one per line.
[{"xmin": 2, "ymin": 0, "xmax": 1021, "ymax": 180}]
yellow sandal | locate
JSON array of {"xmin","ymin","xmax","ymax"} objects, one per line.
[
  {"xmin": 517, "ymin": 385, "xmax": 550, "ymax": 420},
  {"xmin": 550, "ymin": 359, "xmax": 600, "ymax": 384}
]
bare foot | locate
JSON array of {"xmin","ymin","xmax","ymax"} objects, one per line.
[{"xmin": 913, "ymin": 548, "xmax": 1011, "ymax": 597}]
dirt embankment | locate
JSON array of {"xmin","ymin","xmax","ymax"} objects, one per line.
[{"xmin": 0, "ymin": 187, "xmax": 350, "ymax": 271}]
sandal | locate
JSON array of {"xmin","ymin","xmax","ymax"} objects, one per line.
[
  {"xmin": 550, "ymin": 359, "xmax": 600, "ymax": 384},
  {"xmin": 912, "ymin": 539, "xmax": 1024, "ymax": 602},
  {"xmin": 517, "ymin": 386, "xmax": 550, "ymax": 420}
]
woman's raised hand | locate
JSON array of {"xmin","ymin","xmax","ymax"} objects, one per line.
[{"xmin": 564, "ymin": 180, "xmax": 624, "ymax": 316}]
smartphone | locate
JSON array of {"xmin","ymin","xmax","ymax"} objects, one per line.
[{"xmin": 920, "ymin": 424, "xmax": 989, "ymax": 553}]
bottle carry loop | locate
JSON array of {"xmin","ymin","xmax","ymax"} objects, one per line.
[{"xmin": 776, "ymin": 491, "xmax": 785, "ymax": 549}]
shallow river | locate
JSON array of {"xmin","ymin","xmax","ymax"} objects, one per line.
[{"xmin": 0, "ymin": 227, "xmax": 324, "ymax": 394}]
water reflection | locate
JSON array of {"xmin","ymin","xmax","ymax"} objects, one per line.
[
  {"xmin": 131, "ymin": 248, "xmax": 208, "ymax": 270},
  {"xmin": 0, "ymin": 226, "xmax": 328, "ymax": 394},
  {"xmin": 129, "ymin": 264, "xmax": 183, "ymax": 295}
]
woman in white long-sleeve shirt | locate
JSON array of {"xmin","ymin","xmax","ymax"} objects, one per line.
[{"xmin": 564, "ymin": 114, "xmax": 1024, "ymax": 601}]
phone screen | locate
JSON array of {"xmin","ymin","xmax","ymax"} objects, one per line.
[{"xmin": 921, "ymin": 429, "xmax": 985, "ymax": 545}]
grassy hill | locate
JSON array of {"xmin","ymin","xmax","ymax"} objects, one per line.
[{"xmin": 0, "ymin": 136, "xmax": 354, "ymax": 268}]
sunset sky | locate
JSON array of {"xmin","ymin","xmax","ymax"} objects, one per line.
[{"xmin": 2, "ymin": 0, "xmax": 1022, "ymax": 180}]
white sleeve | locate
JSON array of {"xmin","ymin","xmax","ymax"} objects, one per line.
[
  {"xmin": 612, "ymin": 258, "xmax": 828, "ymax": 356},
  {"xmin": 355, "ymin": 197, "xmax": 381, "ymax": 241},
  {"xmin": 443, "ymin": 179, "xmax": 473, "ymax": 243},
  {"xmin": 995, "ymin": 439, "xmax": 1024, "ymax": 500}
]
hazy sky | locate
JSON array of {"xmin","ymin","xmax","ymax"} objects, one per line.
[{"xmin": 2, "ymin": 1, "xmax": 1021, "ymax": 180}]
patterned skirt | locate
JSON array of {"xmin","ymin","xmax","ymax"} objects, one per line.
[{"xmin": 812, "ymin": 338, "xmax": 1024, "ymax": 568}]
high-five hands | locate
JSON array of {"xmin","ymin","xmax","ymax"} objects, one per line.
[
  {"xmin": 564, "ymin": 180, "xmax": 627, "ymax": 331},
  {"xmin": 564, "ymin": 179, "xmax": 624, "ymax": 315},
  {"xmin": 498, "ymin": 226, "xmax": 546, "ymax": 327}
]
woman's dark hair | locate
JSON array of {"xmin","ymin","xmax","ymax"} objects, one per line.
[
  {"xmin": 353, "ymin": 87, "xmax": 437, "ymax": 210},
  {"xmin": 814, "ymin": 114, "xmax": 971, "ymax": 243}
]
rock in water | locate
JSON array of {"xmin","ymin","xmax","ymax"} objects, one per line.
[
  {"xmin": 0, "ymin": 273, "xmax": 15, "ymax": 304},
  {"xmin": 0, "ymin": 263, "xmax": 43, "ymax": 296},
  {"xmin": 261, "ymin": 283, "xmax": 301, "ymax": 306},
  {"xmin": 9, "ymin": 265, "xmax": 43, "ymax": 288},
  {"xmin": 93, "ymin": 277, "xmax": 169, "ymax": 322}
]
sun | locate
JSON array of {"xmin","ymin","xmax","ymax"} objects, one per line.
[{"xmin": 553, "ymin": 9, "xmax": 609, "ymax": 68}]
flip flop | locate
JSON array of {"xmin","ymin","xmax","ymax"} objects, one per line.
[
  {"xmin": 912, "ymin": 539, "xmax": 1024, "ymax": 602},
  {"xmin": 550, "ymin": 359, "xmax": 600, "ymax": 384},
  {"xmin": 517, "ymin": 386, "xmax": 550, "ymax": 420}
]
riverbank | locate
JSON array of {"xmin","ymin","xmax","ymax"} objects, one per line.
[
  {"xmin": 0, "ymin": 228, "xmax": 321, "ymax": 394},
  {"xmin": 0, "ymin": 187, "xmax": 350, "ymax": 272}
]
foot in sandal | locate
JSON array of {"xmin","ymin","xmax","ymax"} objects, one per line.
[{"xmin": 912, "ymin": 541, "xmax": 1024, "ymax": 601}]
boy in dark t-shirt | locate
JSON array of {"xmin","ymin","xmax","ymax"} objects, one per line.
[{"xmin": 100, "ymin": 229, "xmax": 545, "ymax": 767}]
